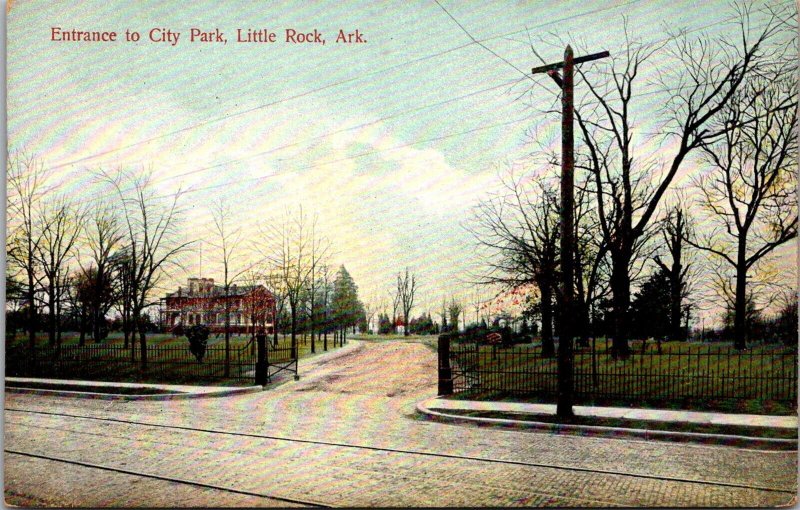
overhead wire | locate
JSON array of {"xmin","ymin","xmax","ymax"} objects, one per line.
[{"xmin": 41, "ymin": 0, "xmax": 650, "ymax": 172}]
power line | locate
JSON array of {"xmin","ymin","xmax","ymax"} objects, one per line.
[
  {"xmin": 42, "ymin": 0, "xmax": 649, "ymax": 172},
  {"xmin": 148, "ymin": 115, "xmax": 529, "ymax": 201},
  {"xmin": 71, "ymin": 73, "xmax": 759, "ymax": 211},
  {"xmin": 64, "ymin": 75, "xmax": 526, "ymax": 205},
  {"xmin": 147, "ymin": 77, "xmax": 526, "ymax": 187},
  {"xmin": 23, "ymin": 1, "xmax": 784, "ymax": 206},
  {"xmin": 29, "ymin": 2, "xmax": 784, "ymax": 206}
]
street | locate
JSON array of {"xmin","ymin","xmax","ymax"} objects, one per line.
[{"xmin": 4, "ymin": 340, "xmax": 797, "ymax": 507}]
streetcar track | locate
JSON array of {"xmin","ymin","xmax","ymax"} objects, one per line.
[
  {"xmin": 6, "ymin": 407, "xmax": 796, "ymax": 495},
  {"xmin": 6, "ymin": 447, "xmax": 636, "ymax": 508},
  {"xmin": 5, "ymin": 449, "xmax": 332, "ymax": 507}
]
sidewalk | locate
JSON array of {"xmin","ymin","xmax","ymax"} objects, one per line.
[
  {"xmin": 417, "ymin": 397, "xmax": 798, "ymax": 448},
  {"xmin": 5, "ymin": 377, "xmax": 262, "ymax": 400},
  {"xmin": 4, "ymin": 342, "xmax": 363, "ymax": 401}
]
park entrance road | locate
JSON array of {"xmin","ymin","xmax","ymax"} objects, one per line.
[{"xmin": 4, "ymin": 339, "xmax": 797, "ymax": 507}]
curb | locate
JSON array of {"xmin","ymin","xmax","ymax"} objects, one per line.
[
  {"xmin": 416, "ymin": 402, "xmax": 798, "ymax": 450},
  {"xmin": 5, "ymin": 382, "xmax": 264, "ymax": 401}
]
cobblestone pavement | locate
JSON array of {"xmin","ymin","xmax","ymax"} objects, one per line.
[{"xmin": 4, "ymin": 340, "xmax": 797, "ymax": 507}]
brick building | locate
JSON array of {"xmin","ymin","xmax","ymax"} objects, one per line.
[{"xmin": 161, "ymin": 278, "xmax": 276, "ymax": 334}]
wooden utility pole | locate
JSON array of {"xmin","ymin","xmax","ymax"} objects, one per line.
[{"xmin": 533, "ymin": 46, "xmax": 609, "ymax": 418}]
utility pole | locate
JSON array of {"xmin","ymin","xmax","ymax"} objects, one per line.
[{"xmin": 533, "ymin": 46, "xmax": 609, "ymax": 419}]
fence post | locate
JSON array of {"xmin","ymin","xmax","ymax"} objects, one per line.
[
  {"xmin": 438, "ymin": 334, "xmax": 453, "ymax": 396},
  {"xmin": 255, "ymin": 331, "xmax": 267, "ymax": 386}
]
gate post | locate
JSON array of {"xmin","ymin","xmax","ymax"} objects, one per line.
[
  {"xmin": 438, "ymin": 334, "xmax": 453, "ymax": 396},
  {"xmin": 255, "ymin": 330, "xmax": 267, "ymax": 386}
]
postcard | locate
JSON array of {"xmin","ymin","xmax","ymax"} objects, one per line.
[{"xmin": 5, "ymin": 0, "xmax": 797, "ymax": 507}]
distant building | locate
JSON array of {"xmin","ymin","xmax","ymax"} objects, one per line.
[{"xmin": 161, "ymin": 278, "xmax": 276, "ymax": 334}]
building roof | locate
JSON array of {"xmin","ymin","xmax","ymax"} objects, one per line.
[{"xmin": 165, "ymin": 284, "xmax": 262, "ymax": 299}]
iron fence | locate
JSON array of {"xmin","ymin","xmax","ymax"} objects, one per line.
[
  {"xmin": 443, "ymin": 336, "xmax": 798, "ymax": 404},
  {"xmin": 8, "ymin": 341, "xmax": 257, "ymax": 384}
]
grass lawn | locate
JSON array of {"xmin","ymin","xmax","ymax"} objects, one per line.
[
  {"xmin": 350, "ymin": 333, "xmax": 438, "ymax": 349},
  {"xmin": 446, "ymin": 337, "xmax": 797, "ymax": 414},
  {"xmin": 5, "ymin": 330, "xmax": 347, "ymax": 385}
]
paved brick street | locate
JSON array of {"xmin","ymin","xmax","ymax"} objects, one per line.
[{"xmin": 4, "ymin": 340, "xmax": 797, "ymax": 507}]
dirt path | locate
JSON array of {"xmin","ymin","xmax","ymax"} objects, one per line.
[{"xmin": 288, "ymin": 340, "xmax": 438, "ymax": 398}]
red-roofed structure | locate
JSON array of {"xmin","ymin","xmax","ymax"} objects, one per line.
[{"xmin": 161, "ymin": 278, "xmax": 276, "ymax": 335}]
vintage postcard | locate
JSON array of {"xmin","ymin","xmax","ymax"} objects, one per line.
[{"xmin": 5, "ymin": 0, "xmax": 797, "ymax": 507}]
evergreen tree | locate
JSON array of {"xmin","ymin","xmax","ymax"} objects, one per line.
[
  {"xmin": 630, "ymin": 269, "xmax": 671, "ymax": 340},
  {"xmin": 332, "ymin": 266, "xmax": 360, "ymax": 338}
]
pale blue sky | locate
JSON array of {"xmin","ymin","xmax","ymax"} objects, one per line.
[{"xmin": 7, "ymin": 0, "xmax": 796, "ymax": 322}]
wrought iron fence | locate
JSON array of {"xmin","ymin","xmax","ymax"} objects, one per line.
[
  {"xmin": 8, "ymin": 342, "xmax": 256, "ymax": 384},
  {"xmin": 443, "ymin": 335, "xmax": 798, "ymax": 404},
  {"xmin": 265, "ymin": 339, "xmax": 298, "ymax": 382}
]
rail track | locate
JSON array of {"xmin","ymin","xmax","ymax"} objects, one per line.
[
  {"xmin": 5, "ymin": 449, "xmax": 330, "ymax": 507},
  {"xmin": 5, "ymin": 407, "xmax": 796, "ymax": 499}
]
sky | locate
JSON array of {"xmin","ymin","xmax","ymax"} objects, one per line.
[{"xmin": 7, "ymin": 0, "xmax": 797, "ymax": 325}]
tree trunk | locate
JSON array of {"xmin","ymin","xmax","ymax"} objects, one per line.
[
  {"xmin": 670, "ymin": 273, "xmax": 682, "ymax": 341},
  {"xmin": 540, "ymin": 282, "xmax": 555, "ymax": 358},
  {"xmin": 137, "ymin": 314, "xmax": 148, "ymax": 370},
  {"xmin": 55, "ymin": 288, "xmax": 63, "ymax": 355},
  {"xmin": 225, "ymin": 308, "xmax": 231, "ymax": 378},
  {"xmin": 47, "ymin": 281, "xmax": 56, "ymax": 346},
  {"xmin": 27, "ymin": 254, "xmax": 38, "ymax": 368},
  {"xmin": 610, "ymin": 254, "xmax": 631, "ymax": 359},
  {"xmin": 576, "ymin": 296, "xmax": 590, "ymax": 348},
  {"xmin": 666, "ymin": 221, "xmax": 685, "ymax": 341},
  {"xmin": 290, "ymin": 309, "xmax": 297, "ymax": 359},
  {"xmin": 734, "ymin": 256, "xmax": 747, "ymax": 350},
  {"xmin": 122, "ymin": 294, "xmax": 131, "ymax": 349},
  {"xmin": 122, "ymin": 311, "xmax": 129, "ymax": 349},
  {"xmin": 310, "ymin": 295, "xmax": 316, "ymax": 353},
  {"xmin": 79, "ymin": 307, "xmax": 87, "ymax": 346}
]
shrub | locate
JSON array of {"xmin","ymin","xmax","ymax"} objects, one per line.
[{"xmin": 185, "ymin": 324, "xmax": 210, "ymax": 362}]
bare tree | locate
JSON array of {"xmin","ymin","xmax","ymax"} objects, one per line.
[
  {"xmin": 111, "ymin": 249, "xmax": 135, "ymax": 350},
  {"xmin": 447, "ymin": 298, "xmax": 463, "ymax": 333},
  {"xmin": 262, "ymin": 268, "xmax": 289, "ymax": 349},
  {"xmin": 82, "ymin": 206, "xmax": 124, "ymax": 344},
  {"xmin": 687, "ymin": 68, "xmax": 797, "ymax": 349},
  {"xmin": 209, "ymin": 199, "xmax": 248, "ymax": 377},
  {"xmin": 396, "ymin": 268, "xmax": 417, "ymax": 337},
  {"xmin": 318, "ymin": 263, "xmax": 333, "ymax": 350},
  {"xmin": 7, "ymin": 151, "xmax": 46, "ymax": 361},
  {"xmin": 439, "ymin": 296, "xmax": 448, "ymax": 333},
  {"xmin": 654, "ymin": 204, "xmax": 694, "ymax": 341},
  {"xmin": 101, "ymin": 169, "xmax": 191, "ymax": 369},
  {"xmin": 470, "ymin": 287, "xmax": 489, "ymax": 327},
  {"xmin": 362, "ymin": 301, "xmax": 376, "ymax": 335},
  {"xmin": 306, "ymin": 217, "xmax": 330, "ymax": 353},
  {"xmin": 35, "ymin": 196, "xmax": 85, "ymax": 347},
  {"xmin": 239, "ymin": 267, "xmax": 265, "ymax": 341},
  {"xmin": 260, "ymin": 208, "xmax": 313, "ymax": 358},
  {"xmin": 470, "ymin": 171, "xmax": 559, "ymax": 357},
  {"xmin": 391, "ymin": 289, "xmax": 401, "ymax": 330},
  {"xmin": 573, "ymin": 176, "xmax": 610, "ymax": 346},
  {"xmin": 570, "ymin": 7, "xmax": 792, "ymax": 356}
]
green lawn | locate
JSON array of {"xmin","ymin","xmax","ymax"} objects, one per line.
[
  {"xmin": 447, "ymin": 337, "xmax": 797, "ymax": 414},
  {"xmin": 350, "ymin": 333, "xmax": 438, "ymax": 348},
  {"xmin": 5, "ymin": 330, "xmax": 347, "ymax": 385}
]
